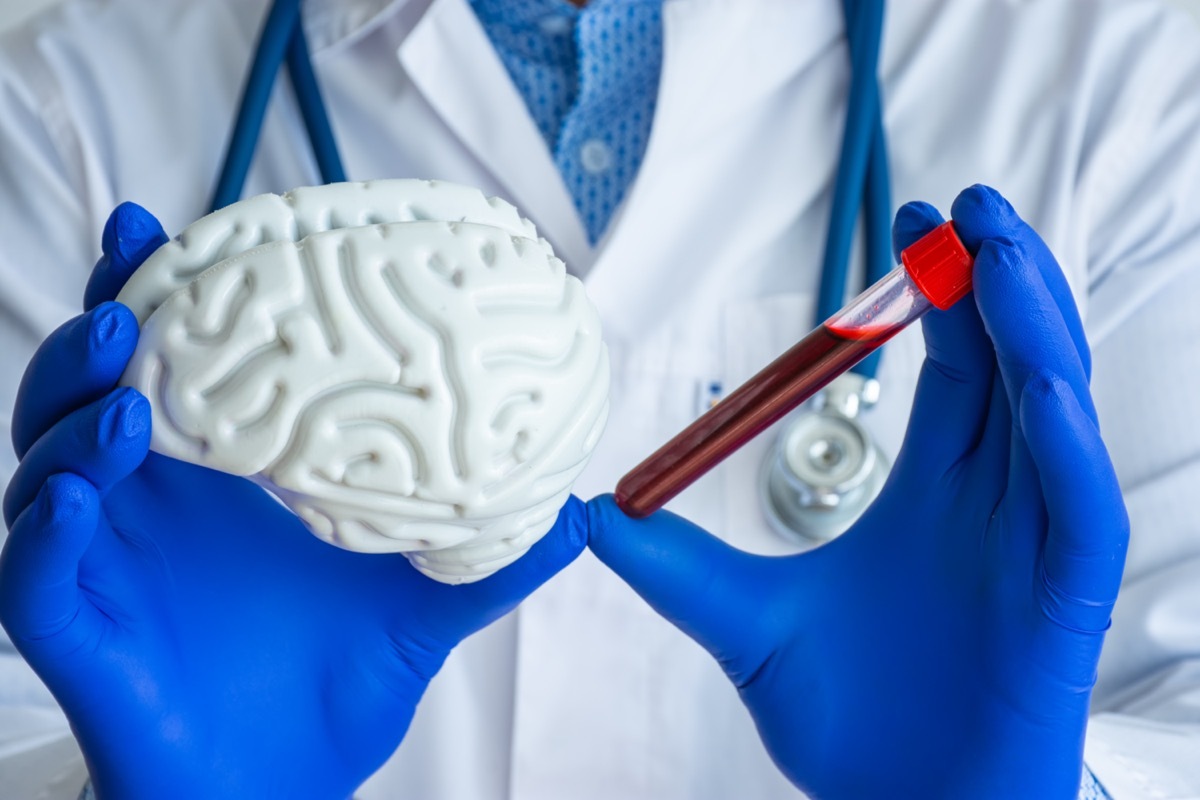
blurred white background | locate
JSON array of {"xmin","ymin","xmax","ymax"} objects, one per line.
[{"xmin": 2, "ymin": 0, "xmax": 1200, "ymax": 33}]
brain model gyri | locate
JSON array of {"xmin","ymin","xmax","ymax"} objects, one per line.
[{"xmin": 116, "ymin": 180, "xmax": 610, "ymax": 583}]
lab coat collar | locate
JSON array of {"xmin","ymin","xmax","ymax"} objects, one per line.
[
  {"xmin": 393, "ymin": 0, "xmax": 843, "ymax": 298},
  {"xmin": 398, "ymin": 0, "xmax": 594, "ymax": 272},
  {"xmin": 302, "ymin": 0, "xmax": 407, "ymax": 53}
]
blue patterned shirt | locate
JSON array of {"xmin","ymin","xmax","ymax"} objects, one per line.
[{"xmin": 469, "ymin": 0, "xmax": 663, "ymax": 244}]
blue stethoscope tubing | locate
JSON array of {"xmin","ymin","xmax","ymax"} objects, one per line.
[
  {"xmin": 210, "ymin": 0, "xmax": 344, "ymax": 213},
  {"xmin": 825, "ymin": 0, "xmax": 890, "ymax": 380},
  {"xmin": 212, "ymin": 0, "xmax": 889, "ymax": 375}
]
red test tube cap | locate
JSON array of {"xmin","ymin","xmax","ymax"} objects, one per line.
[{"xmin": 901, "ymin": 221, "xmax": 974, "ymax": 310}]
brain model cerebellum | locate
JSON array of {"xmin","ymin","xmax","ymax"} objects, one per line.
[{"xmin": 115, "ymin": 180, "xmax": 610, "ymax": 583}]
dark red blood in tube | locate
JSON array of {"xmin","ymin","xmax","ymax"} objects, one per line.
[{"xmin": 614, "ymin": 322, "xmax": 900, "ymax": 518}]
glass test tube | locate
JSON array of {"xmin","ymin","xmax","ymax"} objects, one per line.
[{"xmin": 614, "ymin": 221, "xmax": 974, "ymax": 519}]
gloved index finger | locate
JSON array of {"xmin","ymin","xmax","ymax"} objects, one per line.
[
  {"xmin": 951, "ymin": 185, "xmax": 1093, "ymax": 382},
  {"xmin": 83, "ymin": 202, "xmax": 168, "ymax": 311},
  {"xmin": 11, "ymin": 302, "xmax": 139, "ymax": 460},
  {"xmin": 955, "ymin": 193, "xmax": 1097, "ymax": 427}
]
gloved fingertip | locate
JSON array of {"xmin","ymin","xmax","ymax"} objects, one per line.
[
  {"xmin": 86, "ymin": 301, "xmax": 138, "ymax": 353},
  {"xmin": 584, "ymin": 493, "xmax": 619, "ymax": 545},
  {"xmin": 557, "ymin": 494, "xmax": 590, "ymax": 553},
  {"xmin": 585, "ymin": 493, "xmax": 659, "ymax": 561},
  {"xmin": 892, "ymin": 201, "xmax": 945, "ymax": 261},
  {"xmin": 102, "ymin": 201, "xmax": 168, "ymax": 266},
  {"xmin": 968, "ymin": 238, "xmax": 1026, "ymax": 302},
  {"xmin": 583, "ymin": 493, "xmax": 732, "ymax": 592},
  {"xmin": 950, "ymin": 184, "xmax": 1021, "ymax": 252},
  {"xmin": 515, "ymin": 495, "xmax": 588, "ymax": 572},
  {"xmin": 5, "ymin": 473, "xmax": 91, "ymax": 538},
  {"xmin": 89, "ymin": 204, "xmax": 167, "ymax": 310},
  {"xmin": 97, "ymin": 387, "xmax": 151, "ymax": 448},
  {"xmin": 40, "ymin": 472, "xmax": 97, "ymax": 525}
]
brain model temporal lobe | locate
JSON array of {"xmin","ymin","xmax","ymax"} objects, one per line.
[{"xmin": 116, "ymin": 180, "xmax": 610, "ymax": 583}]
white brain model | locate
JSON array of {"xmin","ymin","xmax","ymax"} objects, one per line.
[{"xmin": 116, "ymin": 180, "xmax": 609, "ymax": 583}]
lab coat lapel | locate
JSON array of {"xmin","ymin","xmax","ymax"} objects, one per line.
[
  {"xmin": 586, "ymin": 0, "xmax": 843, "ymax": 339},
  {"xmin": 398, "ymin": 0, "xmax": 594, "ymax": 272}
]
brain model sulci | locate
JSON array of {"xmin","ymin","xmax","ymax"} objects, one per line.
[{"xmin": 116, "ymin": 179, "xmax": 610, "ymax": 583}]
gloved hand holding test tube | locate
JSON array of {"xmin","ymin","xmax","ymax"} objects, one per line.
[
  {"xmin": 593, "ymin": 185, "xmax": 1129, "ymax": 798},
  {"xmin": 616, "ymin": 220, "xmax": 974, "ymax": 517}
]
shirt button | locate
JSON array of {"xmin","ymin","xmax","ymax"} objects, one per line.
[
  {"xmin": 580, "ymin": 139, "xmax": 613, "ymax": 174},
  {"xmin": 539, "ymin": 16, "xmax": 572, "ymax": 35}
]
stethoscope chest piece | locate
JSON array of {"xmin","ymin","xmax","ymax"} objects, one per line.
[{"xmin": 760, "ymin": 373, "xmax": 888, "ymax": 544}]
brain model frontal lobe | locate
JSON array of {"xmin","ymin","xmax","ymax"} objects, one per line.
[{"xmin": 116, "ymin": 180, "xmax": 610, "ymax": 583}]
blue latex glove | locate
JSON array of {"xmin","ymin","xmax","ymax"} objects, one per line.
[
  {"xmin": 589, "ymin": 185, "xmax": 1128, "ymax": 799},
  {"xmin": 0, "ymin": 203, "xmax": 587, "ymax": 800}
]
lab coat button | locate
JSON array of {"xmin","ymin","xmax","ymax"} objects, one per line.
[{"xmin": 580, "ymin": 139, "xmax": 613, "ymax": 174}]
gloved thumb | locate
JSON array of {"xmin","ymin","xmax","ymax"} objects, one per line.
[
  {"xmin": 892, "ymin": 201, "xmax": 997, "ymax": 476},
  {"xmin": 587, "ymin": 495, "xmax": 783, "ymax": 689},
  {"xmin": 408, "ymin": 495, "xmax": 589, "ymax": 659}
]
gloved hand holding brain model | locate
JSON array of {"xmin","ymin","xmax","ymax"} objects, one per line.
[{"xmin": 115, "ymin": 179, "xmax": 610, "ymax": 582}]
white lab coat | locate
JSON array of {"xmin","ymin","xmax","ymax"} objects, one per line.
[{"xmin": 1, "ymin": 0, "xmax": 1199, "ymax": 797}]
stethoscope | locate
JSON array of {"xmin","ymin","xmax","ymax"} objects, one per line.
[{"xmin": 213, "ymin": 0, "xmax": 891, "ymax": 545}]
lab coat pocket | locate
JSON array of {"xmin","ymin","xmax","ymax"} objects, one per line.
[
  {"xmin": 719, "ymin": 293, "xmax": 819, "ymax": 556},
  {"xmin": 572, "ymin": 321, "xmax": 723, "ymax": 511}
]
